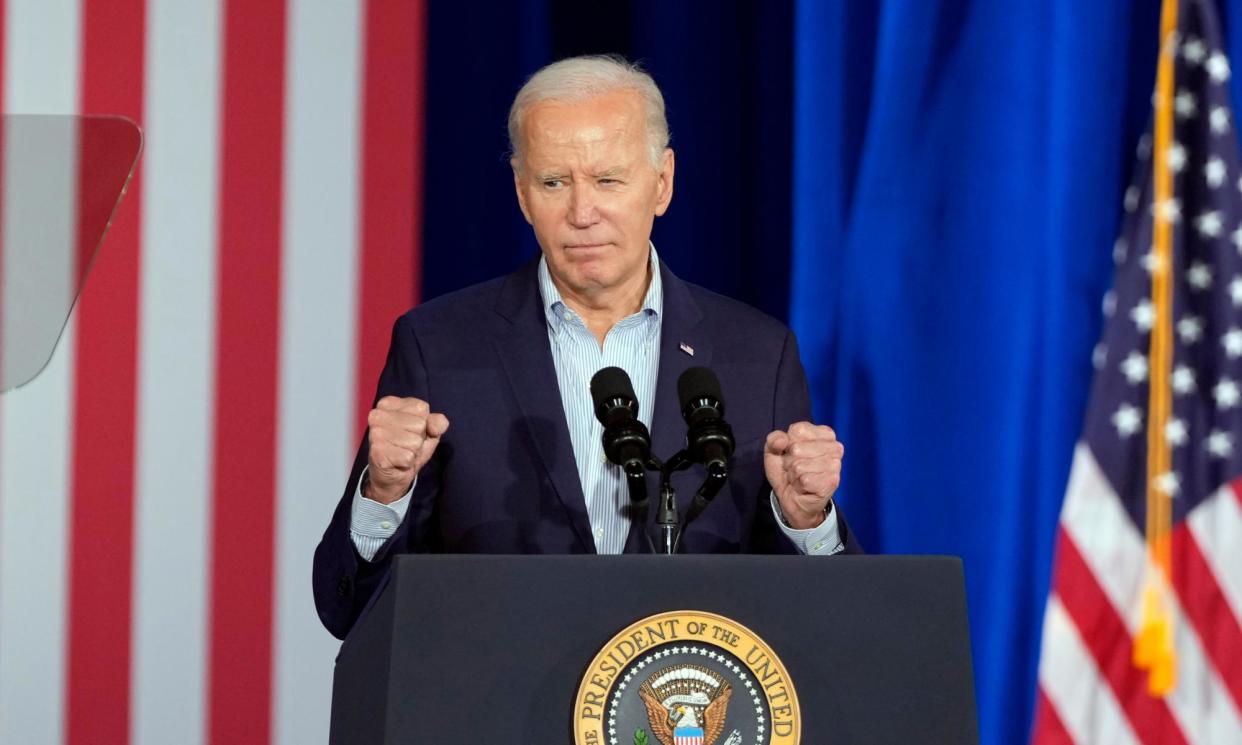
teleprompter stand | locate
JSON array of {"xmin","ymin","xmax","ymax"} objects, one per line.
[{"xmin": 329, "ymin": 555, "xmax": 978, "ymax": 744}]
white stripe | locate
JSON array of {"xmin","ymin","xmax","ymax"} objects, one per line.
[
  {"xmin": 0, "ymin": 2, "xmax": 81, "ymax": 744},
  {"xmin": 1059, "ymin": 444, "xmax": 1242, "ymax": 743},
  {"xmin": 1038, "ymin": 595, "xmax": 1140, "ymax": 745},
  {"xmin": 131, "ymin": 1, "xmax": 222, "ymax": 743},
  {"xmin": 1187, "ymin": 483, "xmax": 1242, "ymax": 624},
  {"xmin": 272, "ymin": 3, "xmax": 362, "ymax": 743}
]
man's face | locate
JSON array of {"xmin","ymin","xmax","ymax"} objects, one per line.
[{"xmin": 513, "ymin": 90, "xmax": 674, "ymax": 301}]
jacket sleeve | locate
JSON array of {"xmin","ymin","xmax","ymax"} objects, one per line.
[
  {"xmin": 749, "ymin": 329, "xmax": 864, "ymax": 555},
  {"xmin": 312, "ymin": 315, "xmax": 445, "ymax": 639}
]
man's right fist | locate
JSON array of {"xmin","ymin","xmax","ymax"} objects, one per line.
[{"xmin": 364, "ymin": 396, "xmax": 449, "ymax": 504}]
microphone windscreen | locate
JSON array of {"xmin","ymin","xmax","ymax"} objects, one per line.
[
  {"xmin": 677, "ymin": 366, "xmax": 724, "ymax": 413},
  {"xmin": 590, "ymin": 366, "xmax": 637, "ymax": 410}
]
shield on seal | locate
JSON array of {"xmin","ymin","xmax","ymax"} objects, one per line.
[{"xmin": 673, "ymin": 727, "xmax": 704, "ymax": 745}]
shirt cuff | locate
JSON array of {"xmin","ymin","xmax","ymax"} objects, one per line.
[
  {"xmin": 349, "ymin": 467, "xmax": 414, "ymax": 561},
  {"xmin": 769, "ymin": 492, "xmax": 844, "ymax": 555}
]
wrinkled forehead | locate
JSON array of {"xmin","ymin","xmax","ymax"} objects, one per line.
[{"xmin": 517, "ymin": 91, "xmax": 649, "ymax": 167}]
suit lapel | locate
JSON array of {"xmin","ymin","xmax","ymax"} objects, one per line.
[
  {"xmin": 650, "ymin": 262, "xmax": 711, "ymax": 468},
  {"xmin": 492, "ymin": 259, "xmax": 595, "ymax": 553}
]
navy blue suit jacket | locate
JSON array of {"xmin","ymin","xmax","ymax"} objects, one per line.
[{"xmin": 313, "ymin": 257, "xmax": 861, "ymax": 638}]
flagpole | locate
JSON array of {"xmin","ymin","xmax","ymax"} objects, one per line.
[{"xmin": 1136, "ymin": 0, "xmax": 1180, "ymax": 698}]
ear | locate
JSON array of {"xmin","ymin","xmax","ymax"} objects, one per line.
[
  {"xmin": 653, "ymin": 148, "xmax": 675, "ymax": 217},
  {"xmin": 512, "ymin": 158, "xmax": 533, "ymax": 225}
]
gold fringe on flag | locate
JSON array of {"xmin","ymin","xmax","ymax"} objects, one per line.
[{"xmin": 1134, "ymin": 0, "xmax": 1180, "ymax": 697}]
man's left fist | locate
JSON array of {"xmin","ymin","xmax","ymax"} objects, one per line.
[{"xmin": 764, "ymin": 422, "xmax": 844, "ymax": 529}]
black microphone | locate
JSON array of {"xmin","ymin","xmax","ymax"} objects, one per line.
[
  {"xmin": 677, "ymin": 367, "xmax": 734, "ymax": 476},
  {"xmin": 590, "ymin": 366, "xmax": 652, "ymax": 473}
]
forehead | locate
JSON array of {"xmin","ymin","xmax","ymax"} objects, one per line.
[{"xmin": 520, "ymin": 90, "xmax": 647, "ymax": 166}]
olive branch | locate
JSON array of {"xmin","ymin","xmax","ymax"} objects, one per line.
[{"xmin": 633, "ymin": 728, "xmax": 649, "ymax": 745}]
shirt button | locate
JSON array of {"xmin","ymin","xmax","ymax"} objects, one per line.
[
  {"xmin": 812, "ymin": 542, "xmax": 824, "ymax": 551},
  {"xmin": 596, "ymin": 528, "xmax": 605, "ymax": 538},
  {"xmin": 380, "ymin": 520, "xmax": 393, "ymax": 530},
  {"xmin": 563, "ymin": 311, "xmax": 573, "ymax": 321},
  {"xmin": 601, "ymin": 450, "xmax": 609, "ymax": 463}
]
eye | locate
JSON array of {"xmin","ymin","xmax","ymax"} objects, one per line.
[{"xmin": 541, "ymin": 178, "xmax": 564, "ymax": 189}]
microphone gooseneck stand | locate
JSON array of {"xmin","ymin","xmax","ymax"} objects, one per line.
[{"xmin": 590, "ymin": 365, "xmax": 735, "ymax": 555}]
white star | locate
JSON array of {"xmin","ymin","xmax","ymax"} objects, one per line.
[
  {"xmin": 1187, "ymin": 261, "xmax": 1214, "ymax": 289},
  {"xmin": 1178, "ymin": 315, "xmax": 1204, "ymax": 343},
  {"xmin": 1165, "ymin": 418, "xmax": 1188, "ymax": 447},
  {"xmin": 1141, "ymin": 251, "xmax": 1163, "ymax": 274},
  {"xmin": 1223, "ymin": 327, "xmax": 1242, "ymax": 358},
  {"xmin": 1112, "ymin": 404, "xmax": 1143, "ymax": 437},
  {"xmin": 1114, "ymin": 237, "xmax": 1129, "ymax": 264},
  {"xmin": 1231, "ymin": 278, "xmax": 1242, "ymax": 306},
  {"xmin": 1138, "ymin": 133, "xmax": 1153, "ymax": 158},
  {"xmin": 1120, "ymin": 352, "xmax": 1148, "ymax": 383},
  {"xmin": 1155, "ymin": 198, "xmax": 1182, "ymax": 224},
  {"xmin": 1124, "ymin": 186, "xmax": 1140, "ymax": 212},
  {"xmin": 1207, "ymin": 51, "xmax": 1231, "ymax": 82},
  {"xmin": 1174, "ymin": 89, "xmax": 1198, "ymax": 118},
  {"xmin": 1214, "ymin": 377, "xmax": 1241, "ymax": 409},
  {"xmin": 1211, "ymin": 106, "xmax": 1232, "ymax": 134},
  {"xmin": 1196, "ymin": 210, "xmax": 1223, "ymax": 238},
  {"xmin": 1183, "ymin": 37, "xmax": 1206, "ymax": 64},
  {"xmin": 1172, "ymin": 364, "xmax": 1196, "ymax": 394},
  {"xmin": 1167, "ymin": 142, "xmax": 1187, "ymax": 172},
  {"xmin": 1102, "ymin": 290, "xmax": 1116, "ymax": 317},
  {"xmin": 1093, "ymin": 343, "xmax": 1107, "ymax": 370},
  {"xmin": 1131, "ymin": 299, "xmax": 1155, "ymax": 332},
  {"xmin": 1205, "ymin": 157, "xmax": 1228, "ymax": 188},
  {"xmin": 1153, "ymin": 471, "xmax": 1181, "ymax": 497},
  {"xmin": 1206, "ymin": 429, "xmax": 1234, "ymax": 458}
]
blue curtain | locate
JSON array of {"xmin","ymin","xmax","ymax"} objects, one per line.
[{"xmin": 421, "ymin": 3, "xmax": 1242, "ymax": 743}]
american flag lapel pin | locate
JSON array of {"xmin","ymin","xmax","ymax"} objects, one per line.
[{"xmin": 679, "ymin": 342, "xmax": 695, "ymax": 357}]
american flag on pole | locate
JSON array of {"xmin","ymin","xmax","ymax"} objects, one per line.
[
  {"xmin": 1032, "ymin": 0, "xmax": 1242, "ymax": 742},
  {"xmin": 0, "ymin": 1, "xmax": 424, "ymax": 744}
]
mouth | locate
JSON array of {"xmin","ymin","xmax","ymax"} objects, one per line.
[{"xmin": 564, "ymin": 242, "xmax": 611, "ymax": 250}]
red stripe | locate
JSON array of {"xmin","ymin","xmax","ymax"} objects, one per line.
[
  {"xmin": 1030, "ymin": 686, "xmax": 1075, "ymax": 744},
  {"xmin": 209, "ymin": 1, "xmax": 287, "ymax": 743},
  {"xmin": 1170, "ymin": 522, "xmax": 1242, "ymax": 710},
  {"xmin": 355, "ymin": 0, "xmax": 423, "ymax": 433},
  {"xmin": 1051, "ymin": 527, "xmax": 1188, "ymax": 745},
  {"xmin": 66, "ymin": 2, "xmax": 145, "ymax": 743}
]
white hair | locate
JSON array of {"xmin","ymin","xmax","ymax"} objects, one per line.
[{"xmin": 508, "ymin": 54, "xmax": 670, "ymax": 170}]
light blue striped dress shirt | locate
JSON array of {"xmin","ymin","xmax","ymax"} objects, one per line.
[
  {"xmin": 349, "ymin": 247, "xmax": 843, "ymax": 558},
  {"xmin": 538, "ymin": 247, "xmax": 663, "ymax": 553}
]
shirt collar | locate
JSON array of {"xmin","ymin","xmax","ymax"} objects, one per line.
[{"xmin": 538, "ymin": 243, "xmax": 663, "ymax": 334}]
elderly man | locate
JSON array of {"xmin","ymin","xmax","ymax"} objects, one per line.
[{"xmin": 313, "ymin": 55, "xmax": 861, "ymax": 639}]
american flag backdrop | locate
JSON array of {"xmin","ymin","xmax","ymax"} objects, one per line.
[
  {"xmin": 0, "ymin": 1, "xmax": 424, "ymax": 744},
  {"xmin": 1032, "ymin": 0, "xmax": 1242, "ymax": 742}
]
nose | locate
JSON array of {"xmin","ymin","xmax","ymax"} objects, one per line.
[{"xmin": 568, "ymin": 185, "xmax": 600, "ymax": 228}]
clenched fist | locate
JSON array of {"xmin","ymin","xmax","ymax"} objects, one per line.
[
  {"xmin": 364, "ymin": 396, "xmax": 449, "ymax": 504},
  {"xmin": 764, "ymin": 421, "xmax": 843, "ymax": 529}
]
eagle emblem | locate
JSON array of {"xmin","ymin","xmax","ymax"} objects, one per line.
[{"xmin": 637, "ymin": 664, "xmax": 733, "ymax": 745}]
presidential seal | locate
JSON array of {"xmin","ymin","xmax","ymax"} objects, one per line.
[{"xmin": 574, "ymin": 611, "xmax": 800, "ymax": 745}]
